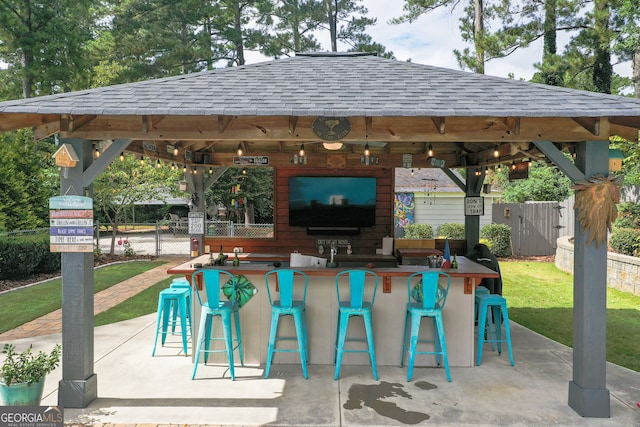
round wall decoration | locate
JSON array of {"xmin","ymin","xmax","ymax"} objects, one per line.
[{"xmin": 312, "ymin": 117, "xmax": 352, "ymax": 140}]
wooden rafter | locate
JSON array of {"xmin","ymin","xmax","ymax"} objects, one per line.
[{"xmin": 572, "ymin": 117, "xmax": 600, "ymax": 136}]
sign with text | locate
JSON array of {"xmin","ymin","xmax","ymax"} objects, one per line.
[
  {"xmin": 464, "ymin": 197, "xmax": 485, "ymax": 216},
  {"xmin": 49, "ymin": 196, "xmax": 93, "ymax": 253},
  {"xmin": 233, "ymin": 156, "xmax": 269, "ymax": 166},
  {"xmin": 188, "ymin": 212, "xmax": 205, "ymax": 235}
]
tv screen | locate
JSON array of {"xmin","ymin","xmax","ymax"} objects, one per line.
[{"xmin": 288, "ymin": 177, "xmax": 377, "ymax": 228}]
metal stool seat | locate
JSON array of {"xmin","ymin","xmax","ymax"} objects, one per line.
[
  {"xmin": 191, "ymin": 269, "xmax": 244, "ymax": 380},
  {"xmin": 476, "ymin": 294, "xmax": 515, "ymax": 366},
  {"xmin": 401, "ymin": 271, "xmax": 452, "ymax": 382},
  {"xmin": 152, "ymin": 287, "xmax": 191, "ymax": 356},
  {"xmin": 264, "ymin": 269, "xmax": 309, "ymax": 379},
  {"xmin": 334, "ymin": 269, "xmax": 379, "ymax": 381}
]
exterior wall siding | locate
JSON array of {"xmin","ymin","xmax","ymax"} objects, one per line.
[{"xmin": 413, "ymin": 193, "xmax": 496, "ymax": 234}]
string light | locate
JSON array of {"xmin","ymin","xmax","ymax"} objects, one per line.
[
  {"xmin": 364, "ymin": 143, "xmax": 370, "ymax": 156},
  {"xmin": 497, "ymin": 163, "xmax": 502, "ymax": 173},
  {"xmin": 242, "ymin": 167, "xmax": 247, "ymax": 175},
  {"xmin": 209, "ymin": 166, "xmax": 213, "ymax": 174},
  {"xmin": 139, "ymin": 156, "xmax": 144, "ymax": 165},
  {"xmin": 119, "ymin": 152, "xmax": 124, "ymax": 161},
  {"xmin": 94, "ymin": 147, "xmax": 100, "ymax": 158},
  {"xmin": 156, "ymin": 159, "xmax": 162, "ymax": 168},
  {"xmin": 171, "ymin": 162, "xmax": 176, "ymax": 170},
  {"xmin": 511, "ymin": 161, "xmax": 516, "ymax": 170},
  {"xmin": 236, "ymin": 143, "xmax": 243, "ymax": 156},
  {"xmin": 299, "ymin": 143, "xmax": 305, "ymax": 157},
  {"xmin": 427, "ymin": 144, "xmax": 433, "ymax": 157},
  {"xmin": 183, "ymin": 164, "xmax": 187, "ymax": 173},
  {"xmin": 493, "ymin": 145, "xmax": 500, "ymax": 158},
  {"xmin": 173, "ymin": 146, "xmax": 179, "ymax": 156}
]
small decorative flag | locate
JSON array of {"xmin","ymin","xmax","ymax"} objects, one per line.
[{"xmin": 442, "ymin": 238, "xmax": 451, "ymax": 268}]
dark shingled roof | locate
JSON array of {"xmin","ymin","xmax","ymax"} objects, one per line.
[
  {"xmin": 395, "ymin": 168, "xmax": 465, "ymax": 193},
  {"xmin": 2, "ymin": 52, "xmax": 640, "ymax": 118}
]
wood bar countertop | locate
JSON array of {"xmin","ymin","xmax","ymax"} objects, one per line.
[{"xmin": 166, "ymin": 253, "xmax": 499, "ymax": 294}]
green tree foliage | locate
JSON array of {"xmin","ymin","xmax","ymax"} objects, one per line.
[
  {"xmin": 610, "ymin": 136, "xmax": 640, "ymax": 185},
  {"xmin": 0, "ymin": 0, "xmax": 96, "ymax": 98},
  {"xmin": 492, "ymin": 160, "xmax": 572, "ymax": 203},
  {"xmin": 92, "ymin": 153, "xmax": 184, "ymax": 254},
  {"xmin": 0, "ymin": 130, "xmax": 58, "ymax": 231},
  {"xmin": 256, "ymin": 0, "xmax": 324, "ymax": 57},
  {"xmin": 205, "ymin": 167, "xmax": 274, "ymax": 224}
]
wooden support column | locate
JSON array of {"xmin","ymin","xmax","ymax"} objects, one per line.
[
  {"xmin": 58, "ymin": 138, "xmax": 98, "ymax": 408},
  {"xmin": 568, "ymin": 140, "xmax": 610, "ymax": 417},
  {"xmin": 464, "ymin": 171, "xmax": 483, "ymax": 251}
]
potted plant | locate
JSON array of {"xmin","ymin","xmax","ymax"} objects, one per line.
[{"xmin": 0, "ymin": 343, "xmax": 61, "ymax": 406}]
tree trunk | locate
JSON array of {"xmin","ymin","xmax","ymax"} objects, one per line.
[
  {"xmin": 474, "ymin": 0, "xmax": 485, "ymax": 74},
  {"xmin": 325, "ymin": 0, "xmax": 337, "ymax": 51},
  {"xmin": 634, "ymin": 41, "xmax": 640, "ymax": 99}
]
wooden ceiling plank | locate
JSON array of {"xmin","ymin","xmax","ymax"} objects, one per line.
[
  {"xmin": 34, "ymin": 121, "xmax": 61, "ymax": 140},
  {"xmin": 69, "ymin": 115, "xmax": 97, "ymax": 132}
]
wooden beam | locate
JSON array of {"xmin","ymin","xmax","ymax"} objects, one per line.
[
  {"xmin": 431, "ymin": 117, "xmax": 446, "ymax": 134},
  {"xmin": 288, "ymin": 116, "xmax": 298, "ymax": 134},
  {"xmin": 501, "ymin": 117, "xmax": 520, "ymax": 135},
  {"xmin": 34, "ymin": 121, "xmax": 61, "ymax": 140},
  {"xmin": 572, "ymin": 117, "xmax": 600, "ymax": 136},
  {"xmin": 365, "ymin": 116, "xmax": 372, "ymax": 136},
  {"xmin": 219, "ymin": 115, "xmax": 234, "ymax": 133}
]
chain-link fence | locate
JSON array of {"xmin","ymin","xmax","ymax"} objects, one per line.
[{"xmin": 2, "ymin": 222, "xmax": 273, "ymax": 257}]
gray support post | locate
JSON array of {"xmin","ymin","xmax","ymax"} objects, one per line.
[
  {"xmin": 568, "ymin": 140, "xmax": 610, "ymax": 417},
  {"xmin": 464, "ymin": 171, "xmax": 483, "ymax": 251},
  {"xmin": 58, "ymin": 139, "xmax": 98, "ymax": 408}
]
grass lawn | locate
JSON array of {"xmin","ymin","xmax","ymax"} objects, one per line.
[
  {"xmin": 0, "ymin": 261, "xmax": 165, "ymax": 334},
  {"xmin": 501, "ymin": 260, "xmax": 640, "ymax": 372}
]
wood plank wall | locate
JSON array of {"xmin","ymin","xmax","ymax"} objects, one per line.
[{"xmin": 204, "ymin": 167, "xmax": 394, "ymax": 255}]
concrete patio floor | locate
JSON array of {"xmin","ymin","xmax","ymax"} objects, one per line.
[{"xmin": 3, "ymin": 312, "xmax": 636, "ymax": 426}]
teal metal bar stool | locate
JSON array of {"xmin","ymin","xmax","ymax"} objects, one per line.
[
  {"xmin": 152, "ymin": 286, "xmax": 191, "ymax": 356},
  {"xmin": 401, "ymin": 271, "xmax": 452, "ymax": 382},
  {"xmin": 191, "ymin": 269, "xmax": 244, "ymax": 380},
  {"xmin": 476, "ymin": 294, "xmax": 515, "ymax": 366},
  {"xmin": 334, "ymin": 269, "xmax": 379, "ymax": 381},
  {"xmin": 170, "ymin": 278, "xmax": 192, "ymax": 334},
  {"xmin": 264, "ymin": 269, "xmax": 309, "ymax": 379}
]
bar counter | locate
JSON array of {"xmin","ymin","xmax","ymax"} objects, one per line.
[{"xmin": 167, "ymin": 254, "xmax": 499, "ymax": 368}]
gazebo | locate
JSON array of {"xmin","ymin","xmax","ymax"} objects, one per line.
[{"xmin": 1, "ymin": 52, "xmax": 639, "ymax": 417}]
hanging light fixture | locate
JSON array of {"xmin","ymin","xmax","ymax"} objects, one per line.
[
  {"xmin": 119, "ymin": 152, "xmax": 125, "ymax": 162},
  {"xmin": 94, "ymin": 147, "xmax": 100, "ymax": 158},
  {"xmin": 511, "ymin": 161, "xmax": 516, "ymax": 170},
  {"xmin": 242, "ymin": 167, "xmax": 247, "ymax": 175},
  {"xmin": 171, "ymin": 162, "xmax": 176, "ymax": 170},
  {"xmin": 411, "ymin": 169, "xmax": 414, "ymax": 176},
  {"xmin": 493, "ymin": 145, "xmax": 500, "ymax": 158},
  {"xmin": 322, "ymin": 142, "xmax": 343, "ymax": 150},
  {"xmin": 427, "ymin": 144, "xmax": 434, "ymax": 157},
  {"xmin": 139, "ymin": 156, "xmax": 144, "ymax": 165},
  {"xmin": 173, "ymin": 146, "xmax": 179, "ymax": 156},
  {"xmin": 156, "ymin": 159, "xmax": 162, "ymax": 168},
  {"xmin": 299, "ymin": 143, "xmax": 305, "ymax": 157},
  {"xmin": 236, "ymin": 143, "xmax": 243, "ymax": 156},
  {"xmin": 364, "ymin": 143, "xmax": 370, "ymax": 156},
  {"xmin": 183, "ymin": 164, "xmax": 187, "ymax": 173},
  {"xmin": 208, "ymin": 166, "xmax": 213, "ymax": 174},
  {"xmin": 497, "ymin": 163, "xmax": 502, "ymax": 173}
]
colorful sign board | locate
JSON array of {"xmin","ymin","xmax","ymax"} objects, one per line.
[{"xmin": 49, "ymin": 196, "xmax": 94, "ymax": 253}]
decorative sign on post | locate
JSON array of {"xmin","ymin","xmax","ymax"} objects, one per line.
[
  {"xmin": 49, "ymin": 196, "xmax": 94, "ymax": 252},
  {"xmin": 464, "ymin": 197, "xmax": 485, "ymax": 216},
  {"xmin": 188, "ymin": 212, "xmax": 205, "ymax": 235}
]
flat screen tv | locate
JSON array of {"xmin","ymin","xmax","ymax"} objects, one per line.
[{"xmin": 288, "ymin": 176, "xmax": 376, "ymax": 228}]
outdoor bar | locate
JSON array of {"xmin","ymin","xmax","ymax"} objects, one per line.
[{"xmin": 167, "ymin": 254, "xmax": 499, "ymax": 367}]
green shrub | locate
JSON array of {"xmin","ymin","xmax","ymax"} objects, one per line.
[
  {"xmin": 609, "ymin": 228, "xmax": 640, "ymax": 256},
  {"xmin": 480, "ymin": 224, "xmax": 512, "ymax": 257},
  {"xmin": 0, "ymin": 234, "xmax": 59, "ymax": 279},
  {"xmin": 613, "ymin": 202, "xmax": 640, "ymax": 229},
  {"xmin": 437, "ymin": 223, "xmax": 465, "ymax": 239},
  {"xmin": 403, "ymin": 223, "xmax": 434, "ymax": 239}
]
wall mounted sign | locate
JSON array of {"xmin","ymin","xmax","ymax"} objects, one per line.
[
  {"xmin": 402, "ymin": 154, "xmax": 412, "ymax": 168},
  {"xmin": 312, "ymin": 117, "xmax": 352, "ymax": 140},
  {"xmin": 327, "ymin": 154, "xmax": 346, "ymax": 168},
  {"xmin": 233, "ymin": 156, "xmax": 269, "ymax": 165},
  {"xmin": 188, "ymin": 212, "xmax": 205, "ymax": 235},
  {"xmin": 464, "ymin": 197, "xmax": 485, "ymax": 216},
  {"xmin": 49, "ymin": 195, "xmax": 94, "ymax": 252}
]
